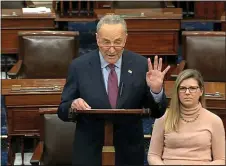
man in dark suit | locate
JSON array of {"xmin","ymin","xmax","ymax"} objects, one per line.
[{"xmin": 58, "ymin": 14, "xmax": 170, "ymax": 166}]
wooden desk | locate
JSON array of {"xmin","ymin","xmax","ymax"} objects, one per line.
[
  {"xmin": 2, "ymin": 79, "xmax": 65, "ymax": 136},
  {"xmin": 94, "ymin": 8, "xmax": 182, "ymax": 56},
  {"xmin": 1, "ymin": 9, "xmax": 56, "ymax": 54},
  {"xmin": 164, "ymin": 81, "xmax": 226, "ymax": 127},
  {"xmin": 2, "ymin": 79, "xmax": 65, "ymax": 165}
]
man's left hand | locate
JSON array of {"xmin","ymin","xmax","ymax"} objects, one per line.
[{"xmin": 146, "ymin": 55, "xmax": 170, "ymax": 93}]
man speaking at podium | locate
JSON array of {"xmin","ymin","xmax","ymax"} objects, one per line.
[{"xmin": 58, "ymin": 14, "xmax": 170, "ymax": 166}]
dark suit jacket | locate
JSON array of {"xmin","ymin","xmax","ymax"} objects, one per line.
[{"xmin": 58, "ymin": 49, "xmax": 167, "ymax": 166}]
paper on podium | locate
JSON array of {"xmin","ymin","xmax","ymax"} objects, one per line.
[{"xmin": 22, "ymin": 7, "xmax": 51, "ymax": 14}]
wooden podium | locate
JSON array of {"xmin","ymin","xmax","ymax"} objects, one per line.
[{"xmin": 75, "ymin": 109, "xmax": 150, "ymax": 166}]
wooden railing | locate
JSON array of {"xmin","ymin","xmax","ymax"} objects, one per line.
[{"xmin": 52, "ymin": 1, "xmax": 112, "ymax": 17}]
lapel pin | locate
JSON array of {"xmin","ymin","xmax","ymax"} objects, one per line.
[{"xmin": 128, "ymin": 70, "xmax": 132, "ymax": 74}]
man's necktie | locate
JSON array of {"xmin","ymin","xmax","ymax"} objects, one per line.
[{"xmin": 108, "ymin": 64, "xmax": 118, "ymax": 108}]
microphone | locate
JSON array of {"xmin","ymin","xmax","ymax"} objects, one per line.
[{"xmin": 120, "ymin": 82, "xmax": 124, "ymax": 97}]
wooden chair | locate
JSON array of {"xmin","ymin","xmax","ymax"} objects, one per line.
[
  {"xmin": 30, "ymin": 108, "xmax": 76, "ymax": 166},
  {"xmin": 7, "ymin": 31, "xmax": 79, "ymax": 79},
  {"xmin": 171, "ymin": 31, "xmax": 226, "ymax": 81}
]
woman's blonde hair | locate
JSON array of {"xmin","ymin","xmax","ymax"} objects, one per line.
[{"xmin": 164, "ymin": 69, "xmax": 205, "ymax": 133}]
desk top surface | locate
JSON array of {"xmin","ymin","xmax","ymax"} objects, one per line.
[
  {"xmin": 1, "ymin": 9, "xmax": 56, "ymax": 19},
  {"xmin": 1, "ymin": 79, "xmax": 65, "ymax": 95},
  {"xmin": 94, "ymin": 8, "xmax": 182, "ymax": 20},
  {"xmin": 2, "ymin": 79, "xmax": 225, "ymax": 100}
]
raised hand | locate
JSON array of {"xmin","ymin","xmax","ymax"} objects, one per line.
[{"xmin": 146, "ymin": 55, "xmax": 170, "ymax": 93}]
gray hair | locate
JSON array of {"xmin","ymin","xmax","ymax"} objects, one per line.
[{"xmin": 96, "ymin": 14, "xmax": 127, "ymax": 34}]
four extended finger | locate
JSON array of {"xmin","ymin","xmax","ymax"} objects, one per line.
[
  {"xmin": 148, "ymin": 58, "xmax": 153, "ymax": 71},
  {"xmin": 158, "ymin": 58, "xmax": 162, "ymax": 71},
  {"xmin": 154, "ymin": 55, "xmax": 158, "ymax": 70},
  {"xmin": 162, "ymin": 65, "xmax": 171, "ymax": 76}
]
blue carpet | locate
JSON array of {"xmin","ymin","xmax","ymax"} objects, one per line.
[
  {"xmin": 142, "ymin": 117, "xmax": 155, "ymax": 165},
  {"xmin": 181, "ymin": 22, "xmax": 214, "ymax": 31},
  {"xmin": 1, "ymin": 151, "xmax": 8, "ymax": 166}
]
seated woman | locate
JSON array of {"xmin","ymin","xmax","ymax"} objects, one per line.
[{"xmin": 148, "ymin": 69, "xmax": 225, "ymax": 165}]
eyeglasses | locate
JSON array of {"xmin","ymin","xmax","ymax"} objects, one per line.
[
  {"xmin": 179, "ymin": 86, "xmax": 200, "ymax": 93},
  {"xmin": 99, "ymin": 43, "xmax": 125, "ymax": 50},
  {"xmin": 98, "ymin": 39, "xmax": 125, "ymax": 50}
]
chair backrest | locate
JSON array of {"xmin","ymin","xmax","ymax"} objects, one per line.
[
  {"xmin": 112, "ymin": 1, "xmax": 165, "ymax": 9},
  {"xmin": 41, "ymin": 114, "xmax": 76, "ymax": 165},
  {"xmin": 18, "ymin": 31, "xmax": 79, "ymax": 78},
  {"xmin": 1, "ymin": 1, "xmax": 35, "ymax": 8},
  {"xmin": 182, "ymin": 31, "xmax": 226, "ymax": 82},
  {"xmin": 1, "ymin": 1, "xmax": 26, "ymax": 8}
]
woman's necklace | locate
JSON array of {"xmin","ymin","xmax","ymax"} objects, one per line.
[{"xmin": 180, "ymin": 113, "xmax": 200, "ymax": 123}]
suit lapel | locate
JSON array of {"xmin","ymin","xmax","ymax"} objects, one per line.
[
  {"xmin": 87, "ymin": 50, "xmax": 135, "ymax": 109},
  {"xmin": 88, "ymin": 50, "xmax": 111, "ymax": 108},
  {"xmin": 117, "ymin": 51, "xmax": 134, "ymax": 108}
]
